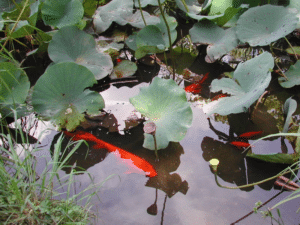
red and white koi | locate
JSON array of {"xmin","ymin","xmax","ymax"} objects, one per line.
[{"xmin": 63, "ymin": 130, "xmax": 157, "ymax": 178}]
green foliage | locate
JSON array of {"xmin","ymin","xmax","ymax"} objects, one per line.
[
  {"xmin": 93, "ymin": 0, "xmax": 160, "ymax": 33},
  {"xmin": 130, "ymin": 77, "xmax": 193, "ymax": 150},
  {"xmin": 41, "ymin": 0, "xmax": 84, "ymax": 28},
  {"xmin": 110, "ymin": 60, "xmax": 137, "ymax": 79},
  {"xmin": 203, "ymin": 52, "xmax": 274, "ymax": 116},
  {"xmin": 48, "ymin": 25, "xmax": 113, "ymax": 79},
  {"xmin": 236, "ymin": 5, "xmax": 299, "ymax": 46},
  {"xmin": 278, "ymin": 60, "xmax": 300, "ymax": 88},
  {"xmin": 32, "ymin": 62, "xmax": 105, "ymax": 131}
]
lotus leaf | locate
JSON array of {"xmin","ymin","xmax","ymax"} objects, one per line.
[
  {"xmin": 0, "ymin": 62, "xmax": 30, "ymax": 117},
  {"xmin": 32, "ymin": 62, "xmax": 105, "ymax": 131},
  {"xmin": 175, "ymin": 0, "xmax": 224, "ymax": 21},
  {"xmin": 0, "ymin": 0, "xmax": 22, "ymax": 13},
  {"xmin": 126, "ymin": 15, "xmax": 177, "ymax": 59},
  {"xmin": 282, "ymin": 97, "xmax": 297, "ymax": 133},
  {"xmin": 42, "ymin": 0, "xmax": 84, "ymax": 29},
  {"xmin": 129, "ymin": 77, "xmax": 193, "ymax": 150},
  {"xmin": 236, "ymin": 5, "xmax": 299, "ymax": 46},
  {"xmin": 190, "ymin": 20, "xmax": 238, "ymax": 61},
  {"xmin": 278, "ymin": 60, "xmax": 300, "ymax": 88},
  {"xmin": 110, "ymin": 60, "xmax": 137, "ymax": 79},
  {"xmin": 203, "ymin": 52, "xmax": 274, "ymax": 116},
  {"xmin": 134, "ymin": 0, "xmax": 166, "ymax": 7},
  {"xmin": 48, "ymin": 26, "xmax": 113, "ymax": 80},
  {"xmin": 93, "ymin": 0, "xmax": 159, "ymax": 33}
]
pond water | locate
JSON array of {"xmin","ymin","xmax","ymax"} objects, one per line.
[{"xmin": 30, "ymin": 77, "xmax": 300, "ymax": 225}]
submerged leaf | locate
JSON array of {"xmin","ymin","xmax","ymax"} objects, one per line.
[
  {"xmin": 110, "ymin": 60, "xmax": 137, "ymax": 79},
  {"xmin": 130, "ymin": 77, "xmax": 193, "ymax": 150},
  {"xmin": 203, "ymin": 52, "xmax": 274, "ymax": 116},
  {"xmin": 32, "ymin": 62, "xmax": 105, "ymax": 131},
  {"xmin": 48, "ymin": 26, "xmax": 113, "ymax": 80},
  {"xmin": 236, "ymin": 5, "xmax": 299, "ymax": 46}
]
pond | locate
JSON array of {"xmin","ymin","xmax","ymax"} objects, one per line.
[{"xmin": 32, "ymin": 76, "xmax": 300, "ymax": 225}]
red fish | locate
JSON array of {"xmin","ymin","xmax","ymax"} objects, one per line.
[
  {"xmin": 238, "ymin": 131, "xmax": 263, "ymax": 139},
  {"xmin": 211, "ymin": 94, "xmax": 229, "ymax": 101},
  {"xmin": 185, "ymin": 72, "xmax": 209, "ymax": 94},
  {"xmin": 230, "ymin": 141, "xmax": 252, "ymax": 148},
  {"xmin": 64, "ymin": 130, "xmax": 157, "ymax": 178}
]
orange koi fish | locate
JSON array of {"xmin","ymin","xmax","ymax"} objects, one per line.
[
  {"xmin": 230, "ymin": 141, "xmax": 252, "ymax": 148},
  {"xmin": 238, "ymin": 131, "xmax": 263, "ymax": 139},
  {"xmin": 211, "ymin": 94, "xmax": 229, "ymax": 101},
  {"xmin": 185, "ymin": 72, "xmax": 209, "ymax": 94},
  {"xmin": 63, "ymin": 130, "xmax": 157, "ymax": 178}
]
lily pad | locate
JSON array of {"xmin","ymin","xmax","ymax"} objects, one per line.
[
  {"xmin": 236, "ymin": 5, "xmax": 299, "ymax": 46},
  {"xmin": 93, "ymin": 0, "xmax": 159, "ymax": 33},
  {"xmin": 0, "ymin": 62, "xmax": 30, "ymax": 117},
  {"xmin": 203, "ymin": 52, "xmax": 274, "ymax": 116},
  {"xmin": 41, "ymin": 0, "xmax": 84, "ymax": 29},
  {"xmin": 48, "ymin": 26, "xmax": 113, "ymax": 80},
  {"xmin": 129, "ymin": 77, "xmax": 193, "ymax": 150},
  {"xmin": 126, "ymin": 15, "xmax": 177, "ymax": 59},
  {"xmin": 110, "ymin": 60, "xmax": 137, "ymax": 79},
  {"xmin": 190, "ymin": 20, "xmax": 238, "ymax": 61},
  {"xmin": 32, "ymin": 62, "xmax": 105, "ymax": 131},
  {"xmin": 278, "ymin": 60, "xmax": 300, "ymax": 88},
  {"xmin": 282, "ymin": 97, "xmax": 297, "ymax": 133}
]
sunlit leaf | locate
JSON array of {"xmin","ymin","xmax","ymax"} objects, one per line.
[
  {"xmin": 110, "ymin": 60, "xmax": 137, "ymax": 79},
  {"xmin": 130, "ymin": 77, "xmax": 193, "ymax": 150},
  {"xmin": 236, "ymin": 5, "xmax": 299, "ymax": 46}
]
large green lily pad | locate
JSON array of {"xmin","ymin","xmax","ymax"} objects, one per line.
[
  {"xmin": 278, "ymin": 60, "xmax": 300, "ymax": 88},
  {"xmin": 203, "ymin": 52, "xmax": 274, "ymax": 116},
  {"xmin": 41, "ymin": 0, "xmax": 84, "ymax": 29},
  {"xmin": 48, "ymin": 26, "xmax": 113, "ymax": 80},
  {"xmin": 129, "ymin": 77, "xmax": 193, "ymax": 150},
  {"xmin": 32, "ymin": 62, "xmax": 105, "ymax": 131},
  {"xmin": 236, "ymin": 5, "xmax": 299, "ymax": 46}
]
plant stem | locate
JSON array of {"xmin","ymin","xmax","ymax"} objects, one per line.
[
  {"xmin": 138, "ymin": 0, "xmax": 147, "ymax": 26},
  {"xmin": 284, "ymin": 37, "xmax": 299, "ymax": 60},
  {"xmin": 213, "ymin": 167, "xmax": 299, "ymax": 190},
  {"xmin": 157, "ymin": 0, "xmax": 176, "ymax": 80},
  {"xmin": 152, "ymin": 134, "xmax": 158, "ymax": 161}
]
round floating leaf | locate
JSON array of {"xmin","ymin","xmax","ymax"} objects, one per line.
[
  {"xmin": 190, "ymin": 20, "xmax": 238, "ymax": 61},
  {"xmin": 129, "ymin": 77, "xmax": 193, "ymax": 150},
  {"xmin": 32, "ymin": 62, "xmax": 105, "ymax": 131},
  {"xmin": 41, "ymin": 0, "xmax": 84, "ymax": 29},
  {"xmin": 278, "ymin": 60, "xmax": 300, "ymax": 88},
  {"xmin": 0, "ymin": 62, "xmax": 30, "ymax": 117},
  {"xmin": 110, "ymin": 60, "xmax": 137, "ymax": 79},
  {"xmin": 203, "ymin": 52, "xmax": 274, "ymax": 116},
  {"xmin": 48, "ymin": 26, "xmax": 113, "ymax": 80},
  {"xmin": 236, "ymin": 5, "xmax": 299, "ymax": 46}
]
